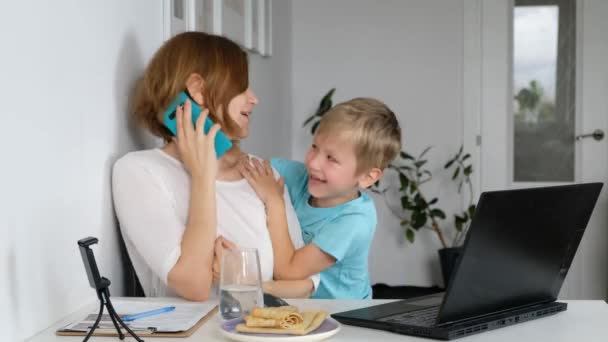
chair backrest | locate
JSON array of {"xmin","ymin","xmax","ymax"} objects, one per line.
[{"xmin": 117, "ymin": 228, "xmax": 145, "ymax": 297}]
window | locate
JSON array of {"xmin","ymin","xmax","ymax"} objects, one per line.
[{"xmin": 513, "ymin": 0, "xmax": 576, "ymax": 182}]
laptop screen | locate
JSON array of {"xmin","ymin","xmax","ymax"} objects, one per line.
[{"xmin": 437, "ymin": 183, "xmax": 602, "ymax": 324}]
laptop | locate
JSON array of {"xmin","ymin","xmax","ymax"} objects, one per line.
[{"xmin": 333, "ymin": 183, "xmax": 603, "ymax": 340}]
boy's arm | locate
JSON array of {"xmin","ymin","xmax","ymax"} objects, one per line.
[
  {"xmin": 212, "ymin": 236, "xmax": 314, "ymax": 298},
  {"xmin": 267, "ymin": 196, "xmax": 374, "ymax": 282},
  {"xmin": 212, "ymin": 242, "xmax": 314, "ymax": 299},
  {"xmin": 239, "ymin": 158, "xmax": 335, "ymax": 279},
  {"xmin": 265, "ymin": 197, "xmax": 336, "ymax": 280}
]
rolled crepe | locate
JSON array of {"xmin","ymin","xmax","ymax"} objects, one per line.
[
  {"xmin": 251, "ymin": 306, "xmax": 298, "ymax": 319},
  {"xmin": 245, "ymin": 306, "xmax": 303, "ymax": 329},
  {"xmin": 244, "ymin": 316, "xmax": 281, "ymax": 328},
  {"xmin": 280, "ymin": 312, "xmax": 304, "ymax": 329},
  {"xmin": 237, "ymin": 310, "xmax": 329, "ymax": 335}
]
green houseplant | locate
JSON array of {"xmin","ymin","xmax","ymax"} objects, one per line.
[{"xmin": 303, "ymin": 89, "xmax": 477, "ymax": 285}]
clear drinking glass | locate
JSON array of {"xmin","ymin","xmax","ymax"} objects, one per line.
[{"xmin": 219, "ymin": 247, "xmax": 264, "ymax": 320}]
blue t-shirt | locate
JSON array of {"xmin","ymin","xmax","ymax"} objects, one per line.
[{"xmin": 271, "ymin": 158, "xmax": 377, "ymax": 299}]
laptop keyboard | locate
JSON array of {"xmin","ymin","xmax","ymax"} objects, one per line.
[{"xmin": 381, "ymin": 305, "xmax": 440, "ymax": 327}]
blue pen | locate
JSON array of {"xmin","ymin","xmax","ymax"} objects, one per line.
[{"xmin": 122, "ymin": 306, "xmax": 176, "ymax": 322}]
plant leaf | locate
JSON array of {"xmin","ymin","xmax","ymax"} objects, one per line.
[
  {"xmin": 401, "ymin": 196, "xmax": 411, "ymax": 210},
  {"xmin": 444, "ymin": 158, "xmax": 455, "ymax": 169},
  {"xmin": 431, "ymin": 209, "xmax": 445, "ymax": 220},
  {"xmin": 311, "ymin": 120, "xmax": 320, "ymax": 134},
  {"xmin": 315, "ymin": 102, "xmax": 331, "ymax": 117},
  {"xmin": 455, "ymin": 220, "xmax": 463, "ymax": 232},
  {"xmin": 400, "ymin": 219, "xmax": 410, "ymax": 226},
  {"xmin": 320, "ymin": 88, "xmax": 336, "ymax": 106},
  {"xmin": 458, "ymin": 145, "xmax": 463, "ymax": 156},
  {"xmin": 400, "ymin": 151, "xmax": 415, "ymax": 160},
  {"xmin": 430, "ymin": 209, "xmax": 446, "ymax": 219},
  {"xmin": 313, "ymin": 89, "xmax": 335, "ymax": 117},
  {"xmin": 414, "ymin": 160, "xmax": 427, "ymax": 168},
  {"xmin": 399, "ymin": 173, "xmax": 409, "ymax": 190},
  {"xmin": 302, "ymin": 115, "xmax": 316, "ymax": 127},
  {"xmin": 429, "ymin": 197, "xmax": 438, "ymax": 205},
  {"xmin": 416, "ymin": 196, "xmax": 428, "ymax": 209},
  {"xmin": 412, "ymin": 211, "xmax": 427, "ymax": 229},
  {"xmin": 462, "ymin": 153, "xmax": 471, "ymax": 161},
  {"xmin": 419, "ymin": 146, "xmax": 432, "ymax": 159},
  {"xmin": 468, "ymin": 204, "xmax": 476, "ymax": 217},
  {"xmin": 409, "ymin": 182, "xmax": 417, "ymax": 193},
  {"xmin": 452, "ymin": 167, "xmax": 460, "ymax": 180},
  {"xmin": 406, "ymin": 229, "xmax": 415, "ymax": 243}
]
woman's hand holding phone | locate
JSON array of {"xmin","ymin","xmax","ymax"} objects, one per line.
[{"xmin": 175, "ymin": 99, "xmax": 221, "ymax": 180}]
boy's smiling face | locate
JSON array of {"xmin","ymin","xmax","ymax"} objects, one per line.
[{"xmin": 304, "ymin": 132, "xmax": 365, "ymax": 207}]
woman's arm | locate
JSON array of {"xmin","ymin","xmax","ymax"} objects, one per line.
[
  {"xmin": 167, "ymin": 102, "xmax": 221, "ymax": 301},
  {"xmin": 167, "ymin": 175, "xmax": 216, "ymax": 300},
  {"xmin": 263, "ymin": 279, "xmax": 314, "ymax": 298}
]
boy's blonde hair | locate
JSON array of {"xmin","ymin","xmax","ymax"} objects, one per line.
[{"xmin": 316, "ymin": 98, "xmax": 402, "ymax": 174}]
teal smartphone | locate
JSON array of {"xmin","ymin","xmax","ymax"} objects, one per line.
[{"xmin": 163, "ymin": 91, "xmax": 233, "ymax": 158}]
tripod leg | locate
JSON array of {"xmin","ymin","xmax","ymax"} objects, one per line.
[
  {"xmin": 83, "ymin": 301, "xmax": 104, "ymax": 342},
  {"xmin": 106, "ymin": 303, "xmax": 125, "ymax": 340},
  {"xmin": 104, "ymin": 294, "xmax": 145, "ymax": 342}
]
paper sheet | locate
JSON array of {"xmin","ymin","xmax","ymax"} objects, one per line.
[{"xmin": 61, "ymin": 299, "xmax": 216, "ymax": 333}]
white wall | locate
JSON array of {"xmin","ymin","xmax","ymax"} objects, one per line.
[
  {"xmin": 244, "ymin": 0, "xmax": 293, "ymax": 159},
  {"xmin": 0, "ymin": 226, "xmax": 13, "ymax": 342},
  {"xmin": 290, "ymin": 0, "xmax": 467, "ymax": 286},
  {"xmin": 0, "ymin": 1, "xmax": 164, "ymax": 340},
  {"xmin": 0, "ymin": 1, "xmax": 294, "ymax": 340}
]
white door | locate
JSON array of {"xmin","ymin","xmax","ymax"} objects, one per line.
[{"xmin": 464, "ymin": 0, "xmax": 608, "ymax": 299}]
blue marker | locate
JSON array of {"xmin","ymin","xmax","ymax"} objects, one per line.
[{"xmin": 122, "ymin": 306, "xmax": 176, "ymax": 322}]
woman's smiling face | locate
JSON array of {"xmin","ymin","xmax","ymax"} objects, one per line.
[{"xmin": 223, "ymin": 87, "xmax": 259, "ymax": 139}]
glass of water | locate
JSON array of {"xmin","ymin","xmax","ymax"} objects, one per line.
[{"xmin": 219, "ymin": 247, "xmax": 264, "ymax": 320}]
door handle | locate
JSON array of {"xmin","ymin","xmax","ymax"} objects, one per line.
[{"xmin": 575, "ymin": 129, "xmax": 605, "ymax": 141}]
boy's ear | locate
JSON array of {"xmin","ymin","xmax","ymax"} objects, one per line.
[
  {"xmin": 357, "ymin": 168, "xmax": 383, "ymax": 189},
  {"xmin": 185, "ymin": 73, "xmax": 205, "ymax": 106}
]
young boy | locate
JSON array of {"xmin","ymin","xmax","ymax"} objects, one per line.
[{"xmin": 239, "ymin": 98, "xmax": 401, "ymax": 299}]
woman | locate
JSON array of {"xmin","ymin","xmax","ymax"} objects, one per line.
[{"xmin": 112, "ymin": 32, "xmax": 316, "ymax": 301}]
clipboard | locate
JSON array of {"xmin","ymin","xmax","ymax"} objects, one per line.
[{"xmin": 56, "ymin": 306, "xmax": 218, "ymax": 338}]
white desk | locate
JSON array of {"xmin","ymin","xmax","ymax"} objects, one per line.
[{"xmin": 28, "ymin": 298, "xmax": 608, "ymax": 341}]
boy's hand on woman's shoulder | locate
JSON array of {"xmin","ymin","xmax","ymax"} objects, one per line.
[{"xmin": 238, "ymin": 157, "xmax": 285, "ymax": 205}]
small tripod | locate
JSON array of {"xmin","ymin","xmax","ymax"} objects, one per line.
[
  {"xmin": 83, "ymin": 276, "xmax": 144, "ymax": 342},
  {"xmin": 78, "ymin": 237, "xmax": 144, "ymax": 342}
]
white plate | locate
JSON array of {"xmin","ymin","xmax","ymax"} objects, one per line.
[{"xmin": 219, "ymin": 316, "xmax": 341, "ymax": 342}]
